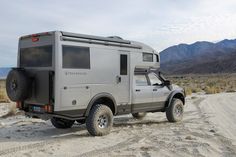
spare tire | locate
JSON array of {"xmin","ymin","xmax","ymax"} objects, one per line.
[{"xmin": 6, "ymin": 69, "xmax": 31, "ymax": 102}]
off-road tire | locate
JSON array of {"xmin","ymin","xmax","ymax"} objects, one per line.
[
  {"xmin": 166, "ymin": 98, "xmax": 184, "ymax": 122},
  {"xmin": 6, "ymin": 69, "xmax": 31, "ymax": 101},
  {"xmin": 132, "ymin": 112, "xmax": 147, "ymax": 119},
  {"xmin": 86, "ymin": 104, "xmax": 113, "ymax": 136},
  {"xmin": 51, "ymin": 117, "xmax": 75, "ymax": 129}
]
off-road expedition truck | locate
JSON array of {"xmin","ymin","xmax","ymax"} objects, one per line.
[{"xmin": 6, "ymin": 31, "xmax": 185, "ymax": 136}]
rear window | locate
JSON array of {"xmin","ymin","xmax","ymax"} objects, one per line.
[
  {"xmin": 20, "ymin": 45, "xmax": 52, "ymax": 67},
  {"xmin": 62, "ymin": 45, "xmax": 90, "ymax": 69}
]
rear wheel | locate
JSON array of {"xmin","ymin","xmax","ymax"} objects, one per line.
[
  {"xmin": 132, "ymin": 112, "xmax": 147, "ymax": 119},
  {"xmin": 166, "ymin": 98, "xmax": 184, "ymax": 122},
  {"xmin": 51, "ymin": 117, "xmax": 75, "ymax": 129},
  {"xmin": 86, "ymin": 104, "xmax": 113, "ymax": 136}
]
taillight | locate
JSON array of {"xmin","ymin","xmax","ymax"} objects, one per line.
[
  {"xmin": 31, "ymin": 34, "xmax": 39, "ymax": 42},
  {"xmin": 44, "ymin": 104, "xmax": 53, "ymax": 113},
  {"xmin": 32, "ymin": 37, "xmax": 39, "ymax": 42},
  {"xmin": 16, "ymin": 101, "xmax": 22, "ymax": 109}
]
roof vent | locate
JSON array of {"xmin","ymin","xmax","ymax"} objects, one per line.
[{"xmin": 107, "ymin": 36, "xmax": 123, "ymax": 40}]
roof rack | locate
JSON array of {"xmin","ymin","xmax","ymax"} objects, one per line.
[
  {"xmin": 62, "ymin": 32, "xmax": 130, "ymax": 44},
  {"xmin": 107, "ymin": 36, "xmax": 123, "ymax": 40},
  {"xmin": 61, "ymin": 32, "xmax": 142, "ymax": 49}
]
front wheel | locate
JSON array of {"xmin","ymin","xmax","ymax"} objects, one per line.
[
  {"xmin": 86, "ymin": 104, "xmax": 113, "ymax": 136},
  {"xmin": 51, "ymin": 117, "xmax": 75, "ymax": 129},
  {"xmin": 166, "ymin": 98, "xmax": 184, "ymax": 122}
]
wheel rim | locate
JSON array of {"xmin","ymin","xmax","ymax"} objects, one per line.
[
  {"xmin": 97, "ymin": 114, "xmax": 108, "ymax": 128},
  {"xmin": 174, "ymin": 104, "xmax": 183, "ymax": 117},
  {"xmin": 11, "ymin": 80, "xmax": 17, "ymax": 91}
]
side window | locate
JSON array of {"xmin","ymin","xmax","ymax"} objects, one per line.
[
  {"xmin": 143, "ymin": 53, "xmax": 153, "ymax": 62},
  {"xmin": 62, "ymin": 45, "xmax": 90, "ymax": 69},
  {"xmin": 135, "ymin": 75, "xmax": 148, "ymax": 86},
  {"xmin": 155, "ymin": 54, "xmax": 159, "ymax": 62},
  {"xmin": 148, "ymin": 73, "xmax": 162, "ymax": 85},
  {"xmin": 120, "ymin": 54, "xmax": 127, "ymax": 75}
]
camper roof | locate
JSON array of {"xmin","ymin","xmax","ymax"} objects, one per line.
[{"xmin": 20, "ymin": 31, "xmax": 157, "ymax": 54}]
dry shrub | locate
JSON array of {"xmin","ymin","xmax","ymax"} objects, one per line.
[
  {"xmin": 7, "ymin": 103, "xmax": 17, "ymax": 116},
  {"xmin": 0, "ymin": 90, "xmax": 4, "ymax": 101},
  {"xmin": 226, "ymin": 89, "xmax": 236, "ymax": 93},
  {"xmin": 205, "ymin": 86, "xmax": 220, "ymax": 94},
  {"xmin": 215, "ymin": 86, "xmax": 222, "ymax": 93},
  {"xmin": 185, "ymin": 87, "xmax": 192, "ymax": 95},
  {"xmin": 192, "ymin": 87, "xmax": 202, "ymax": 93},
  {"xmin": 0, "ymin": 89, "xmax": 8, "ymax": 103},
  {"xmin": 167, "ymin": 74, "xmax": 236, "ymax": 95},
  {"xmin": 1, "ymin": 102, "xmax": 17, "ymax": 118}
]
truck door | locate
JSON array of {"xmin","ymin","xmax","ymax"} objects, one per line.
[
  {"xmin": 131, "ymin": 74, "xmax": 154, "ymax": 112},
  {"xmin": 117, "ymin": 52, "xmax": 130, "ymax": 103},
  {"xmin": 132, "ymin": 74, "xmax": 153, "ymax": 104},
  {"xmin": 148, "ymin": 72, "xmax": 170, "ymax": 107}
]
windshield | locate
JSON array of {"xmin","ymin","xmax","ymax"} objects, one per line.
[{"xmin": 20, "ymin": 45, "xmax": 52, "ymax": 67}]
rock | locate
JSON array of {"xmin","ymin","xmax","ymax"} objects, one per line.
[
  {"xmin": 185, "ymin": 136, "xmax": 193, "ymax": 140},
  {"xmin": 209, "ymin": 129, "xmax": 216, "ymax": 133},
  {"xmin": 0, "ymin": 122, "xmax": 6, "ymax": 127}
]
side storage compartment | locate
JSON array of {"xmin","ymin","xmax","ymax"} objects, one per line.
[{"xmin": 60, "ymin": 86, "xmax": 91, "ymax": 111}]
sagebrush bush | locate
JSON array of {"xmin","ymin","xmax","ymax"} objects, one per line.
[
  {"xmin": 0, "ymin": 90, "xmax": 8, "ymax": 102},
  {"xmin": 185, "ymin": 87, "xmax": 192, "ymax": 95},
  {"xmin": 192, "ymin": 87, "xmax": 202, "ymax": 93},
  {"xmin": 167, "ymin": 74, "xmax": 236, "ymax": 95}
]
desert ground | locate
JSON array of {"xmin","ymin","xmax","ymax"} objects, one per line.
[{"xmin": 0, "ymin": 92, "xmax": 236, "ymax": 157}]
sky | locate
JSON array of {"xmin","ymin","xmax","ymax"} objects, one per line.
[{"xmin": 0, "ymin": 0, "xmax": 236, "ymax": 67}]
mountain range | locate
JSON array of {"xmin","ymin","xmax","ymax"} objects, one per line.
[
  {"xmin": 160, "ymin": 39, "xmax": 236, "ymax": 74},
  {"xmin": 0, "ymin": 67, "xmax": 11, "ymax": 79}
]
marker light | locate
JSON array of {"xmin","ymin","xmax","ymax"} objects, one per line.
[{"xmin": 32, "ymin": 37, "xmax": 39, "ymax": 42}]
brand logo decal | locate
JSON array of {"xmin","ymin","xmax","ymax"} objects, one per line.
[{"xmin": 65, "ymin": 71, "xmax": 87, "ymax": 76}]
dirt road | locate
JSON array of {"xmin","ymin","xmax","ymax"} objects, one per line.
[{"xmin": 0, "ymin": 93, "xmax": 236, "ymax": 157}]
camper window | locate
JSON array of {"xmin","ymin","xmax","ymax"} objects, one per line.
[
  {"xmin": 20, "ymin": 45, "xmax": 52, "ymax": 67},
  {"xmin": 62, "ymin": 45, "xmax": 90, "ymax": 69},
  {"xmin": 143, "ymin": 53, "xmax": 153, "ymax": 62},
  {"xmin": 120, "ymin": 54, "xmax": 128, "ymax": 75},
  {"xmin": 155, "ymin": 54, "xmax": 159, "ymax": 62}
]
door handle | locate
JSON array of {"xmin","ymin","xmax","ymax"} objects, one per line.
[
  {"xmin": 116, "ymin": 76, "xmax": 121, "ymax": 84},
  {"xmin": 136, "ymin": 89, "xmax": 141, "ymax": 92},
  {"xmin": 153, "ymin": 89, "xmax": 157, "ymax": 91}
]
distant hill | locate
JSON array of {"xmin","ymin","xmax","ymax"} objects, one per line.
[
  {"xmin": 0, "ymin": 68, "xmax": 11, "ymax": 79},
  {"xmin": 160, "ymin": 39, "xmax": 236, "ymax": 74}
]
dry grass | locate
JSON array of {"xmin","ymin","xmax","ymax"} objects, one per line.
[
  {"xmin": 0, "ymin": 80, "xmax": 17, "ymax": 118},
  {"xmin": 167, "ymin": 74, "xmax": 236, "ymax": 95},
  {"xmin": 0, "ymin": 80, "xmax": 8, "ymax": 103}
]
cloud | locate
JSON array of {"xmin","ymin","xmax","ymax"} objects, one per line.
[{"xmin": 0, "ymin": 0, "xmax": 236, "ymax": 67}]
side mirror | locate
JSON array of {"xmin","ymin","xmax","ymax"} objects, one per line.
[{"xmin": 163, "ymin": 80, "xmax": 171, "ymax": 86}]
